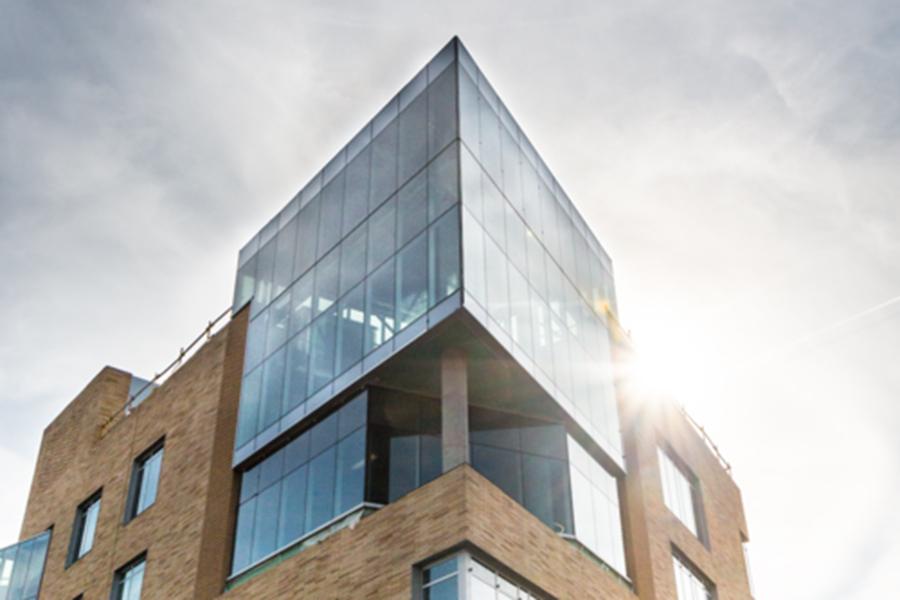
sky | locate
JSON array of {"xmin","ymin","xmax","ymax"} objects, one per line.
[{"xmin": 2, "ymin": 1, "xmax": 899, "ymax": 598}]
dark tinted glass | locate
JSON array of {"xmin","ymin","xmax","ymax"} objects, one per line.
[
  {"xmin": 305, "ymin": 446, "xmax": 336, "ymax": 532},
  {"xmin": 335, "ymin": 428, "xmax": 366, "ymax": 514}
]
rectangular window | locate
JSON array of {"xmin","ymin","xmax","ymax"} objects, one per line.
[
  {"xmin": 658, "ymin": 446, "xmax": 705, "ymax": 541},
  {"xmin": 67, "ymin": 491, "xmax": 101, "ymax": 565},
  {"xmin": 419, "ymin": 551, "xmax": 544, "ymax": 600},
  {"xmin": 231, "ymin": 394, "xmax": 368, "ymax": 577},
  {"xmin": 112, "ymin": 554, "xmax": 146, "ymax": 600},
  {"xmin": 673, "ymin": 552, "xmax": 715, "ymax": 600},
  {"xmin": 125, "ymin": 440, "xmax": 164, "ymax": 522}
]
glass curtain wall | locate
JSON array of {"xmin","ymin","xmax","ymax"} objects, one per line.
[
  {"xmin": 456, "ymin": 42, "xmax": 623, "ymax": 467},
  {"xmin": 0, "ymin": 531, "xmax": 51, "ymax": 600},
  {"xmin": 567, "ymin": 436, "xmax": 626, "ymax": 576},
  {"xmin": 469, "ymin": 406, "xmax": 572, "ymax": 535},
  {"xmin": 233, "ymin": 41, "xmax": 462, "ymax": 461},
  {"xmin": 231, "ymin": 388, "xmax": 443, "ymax": 577},
  {"xmin": 420, "ymin": 552, "xmax": 545, "ymax": 600}
]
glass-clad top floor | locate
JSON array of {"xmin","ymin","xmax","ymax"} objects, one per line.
[
  {"xmin": 231, "ymin": 37, "xmax": 624, "ymax": 469},
  {"xmin": 0, "ymin": 531, "xmax": 50, "ymax": 600}
]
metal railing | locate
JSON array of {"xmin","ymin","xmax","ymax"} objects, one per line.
[
  {"xmin": 125, "ymin": 306, "xmax": 232, "ymax": 412},
  {"xmin": 678, "ymin": 404, "xmax": 732, "ymax": 476}
]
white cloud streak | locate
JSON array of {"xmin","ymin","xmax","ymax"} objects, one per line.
[{"xmin": 1, "ymin": 1, "xmax": 898, "ymax": 597}]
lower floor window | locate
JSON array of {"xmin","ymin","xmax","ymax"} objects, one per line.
[
  {"xmin": 420, "ymin": 551, "xmax": 543, "ymax": 600},
  {"xmin": 112, "ymin": 554, "xmax": 146, "ymax": 600},
  {"xmin": 672, "ymin": 551, "xmax": 715, "ymax": 600}
]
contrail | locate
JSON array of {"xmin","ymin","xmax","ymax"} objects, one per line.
[{"xmin": 745, "ymin": 293, "xmax": 900, "ymax": 370}]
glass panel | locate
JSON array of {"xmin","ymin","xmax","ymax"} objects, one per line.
[
  {"xmin": 284, "ymin": 432, "xmax": 310, "ymax": 473},
  {"xmin": 428, "ymin": 143, "xmax": 459, "ymax": 222},
  {"xmin": 251, "ymin": 482, "xmax": 280, "ymax": 562},
  {"xmin": 367, "ymin": 391, "xmax": 441, "ymax": 505},
  {"xmin": 294, "ymin": 196, "xmax": 320, "ymax": 278},
  {"xmin": 339, "ymin": 225, "xmax": 367, "ymax": 296},
  {"xmin": 307, "ymin": 308, "xmax": 337, "ymax": 396},
  {"xmin": 388, "ymin": 434, "xmax": 418, "ymax": 502},
  {"xmin": 458, "ymin": 69, "xmax": 480, "ymax": 163},
  {"xmin": 397, "ymin": 170, "xmax": 427, "ymax": 247},
  {"xmin": 136, "ymin": 448, "xmax": 163, "ymax": 515},
  {"xmin": 501, "ymin": 127, "xmax": 522, "ymax": 211},
  {"xmin": 234, "ymin": 254, "xmax": 257, "ymax": 311},
  {"xmin": 79, "ymin": 498, "xmax": 100, "ymax": 557},
  {"xmin": 424, "ymin": 577, "xmax": 458, "ymax": 600},
  {"xmin": 311, "ymin": 412, "xmax": 338, "ymax": 457},
  {"xmin": 460, "ymin": 144, "xmax": 483, "ymax": 221},
  {"xmin": 283, "ymin": 329, "xmax": 310, "ymax": 414},
  {"xmin": 522, "ymin": 455, "xmax": 570, "ymax": 533},
  {"xmin": 429, "ymin": 206, "xmax": 460, "ymax": 306},
  {"xmin": 265, "ymin": 292, "xmax": 291, "ymax": 356},
  {"xmin": 244, "ymin": 310, "xmax": 268, "ymax": 373},
  {"xmin": 462, "ymin": 209, "xmax": 486, "ymax": 306},
  {"xmin": 258, "ymin": 346, "xmax": 286, "ymax": 433},
  {"xmin": 118, "ymin": 560, "xmax": 145, "ymax": 600},
  {"xmin": 367, "ymin": 196, "xmax": 396, "ymax": 272},
  {"xmin": 508, "ymin": 266, "xmax": 532, "ymax": 355},
  {"xmin": 272, "ymin": 217, "xmax": 297, "ymax": 298},
  {"xmin": 235, "ymin": 367, "xmax": 262, "ymax": 448},
  {"xmin": 398, "ymin": 93, "xmax": 428, "ymax": 184},
  {"xmin": 481, "ymin": 175, "xmax": 506, "ymax": 249},
  {"xmin": 252, "ymin": 239, "xmax": 276, "ymax": 315},
  {"xmin": 338, "ymin": 394, "xmax": 367, "ymax": 438},
  {"xmin": 424, "ymin": 556, "xmax": 457, "ymax": 583},
  {"xmin": 317, "ymin": 171, "xmax": 344, "ymax": 258},
  {"xmin": 232, "ymin": 498, "xmax": 255, "ymax": 573},
  {"xmin": 289, "ymin": 270, "xmax": 315, "ymax": 336},
  {"xmin": 470, "ymin": 573, "xmax": 496, "ymax": 600},
  {"xmin": 428, "ymin": 62, "xmax": 458, "ymax": 158},
  {"xmin": 505, "ymin": 203, "xmax": 528, "ymax": 277},
  {"xmin": 343, "ymin": 146, "xmax": 371, "ymax": 235},
  {"xmin": 370, "ymin": 120, "xmax": 398, "ymax": 210},
  {"xmin": 305, "ymin": 446, "xmax": 336, "ymax": 532},
  {"xmin": 278, "ymin": 464, "xmax": 308, "ymax": 547},
  {"xmin": 484, "ymin": 237, "xmax": 510, "ymax": 330},
  {"xmin": 396, "ymin": 232, "xmax": 428, "ymax": 331},
  {"xmin": 334, "ymin": 428, "xmax": 366, "ymax": 514},
  {"xmin": 313, "ymin": 247, "xmax": 340, "ymax": 317},
  {"xmin": 335, "ymin": 284, "xmax": 365, "ymax": 376},
  {"xmin": 471, "ymin": 444, "xmax": 522, "ymax": 502},
  {"xmin": 478, "ymin": 96, "xmax": 503, "ymax": 187},
  {"xmin": 364, "ymin": 259, "xmax": 395, "ymax": 352}
]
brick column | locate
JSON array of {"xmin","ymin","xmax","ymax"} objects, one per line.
[{"xmin": 441, "ymin": 347, "xmax": 469, "ymax": 471}]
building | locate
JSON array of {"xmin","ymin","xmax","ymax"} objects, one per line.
[{"xmin": 1, "ymin": 38, "xmax": 753, "ymax": 600}]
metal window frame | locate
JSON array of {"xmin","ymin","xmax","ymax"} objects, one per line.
[
  {"xmin": 124, "ymin": 437, "xmax": 165, "ymax": 524},
  {"xmin": 416, "ymin": 548, "xmax": 550, "ymax": 600},
  {"xmin": 110, "ymin": 551, "xmax": 147, "ymax": 600},
  {"xmin": 65, "ymin": 488, "xmax": 102, "ymax": 567},
  {"xmin": 658, "ymin": 442, "xmax": 709, "ymax": 546}
]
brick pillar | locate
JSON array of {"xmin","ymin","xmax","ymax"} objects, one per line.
[{"xmin": 441, "ymin": 347, "xmax": 469, "ymax": 471}]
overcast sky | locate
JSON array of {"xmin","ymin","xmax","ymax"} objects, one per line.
[{"xmin": 2, "ymin": 2, "xmax": 899, "ymax": 598}]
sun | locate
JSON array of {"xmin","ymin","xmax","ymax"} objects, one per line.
[{"xmin": 622, "ymin": 325, "xmax": 723, "ymax": 415}]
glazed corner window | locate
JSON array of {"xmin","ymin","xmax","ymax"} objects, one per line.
[
  {"xmin": 126, "ymin": 440, "xmax": 164, "ymax": 522},
  {"xmin": 67, "ymin": 491, "xmax": 101, "ymax": 564},
  {"xmin": 672, "ymin": 551, "xmax": 715, "ymax": 600},
  {"xmin": 658, "ymin": 446, "xmax": 705, "ymax": 541},
  {"xmin": 419, "ymin": 551, "xmax": 544, "ymax": 600},
  {"xmin": 112, "ymin": 554, "xmax": 146, "ymax": 600}
]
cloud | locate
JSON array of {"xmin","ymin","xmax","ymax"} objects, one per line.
[{"xmin": 1, "ymin": 1, "xmax": 898, "ymax": 598}]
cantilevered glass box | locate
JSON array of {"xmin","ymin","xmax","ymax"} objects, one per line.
[{"xmin": 230, "ymin": 37, "xmax": 627, "ymax": 579}]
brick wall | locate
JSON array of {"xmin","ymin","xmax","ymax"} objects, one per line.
[
  {"xmin": 20, "ymin": 308, "xmax": 246, "ymax": 600},
  {"xmin": 18, "ymin": 304, "xmax": 752, "ymax": 600}
]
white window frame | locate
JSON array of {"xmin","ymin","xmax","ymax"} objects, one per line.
[
  {"xmin": 419, "ymin": 550, "xmax": 543, "ymax": 600},
  {"xmin": 658, "ymin": 445, "xmax": 706, "ymax": 542}
]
